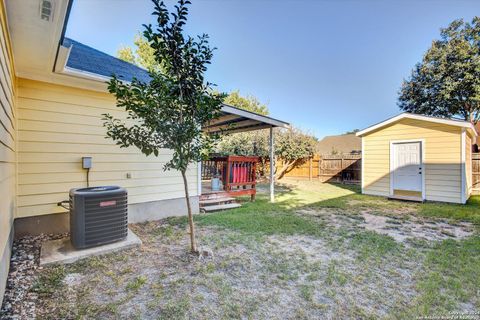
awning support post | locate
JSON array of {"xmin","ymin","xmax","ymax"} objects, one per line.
[{"xmin": 269, "ymin": 127, "xmax": 275, "ymax": 203}]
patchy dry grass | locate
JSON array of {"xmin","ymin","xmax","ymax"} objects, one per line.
[{"xmin": 32, "ymin": 179, "xmax": 480, "ymax": 319}]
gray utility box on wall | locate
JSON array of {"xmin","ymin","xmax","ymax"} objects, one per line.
[{"xmin": 69, "ymin": 186, "xmax": 128, "ymax": 249}]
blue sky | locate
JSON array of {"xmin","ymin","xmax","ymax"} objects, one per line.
[{"xmin": 66, "ymin": 0, "xmax": 480, "ymax": 139}]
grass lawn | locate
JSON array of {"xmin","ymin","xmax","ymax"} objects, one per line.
[{"xmin": 31, "ymin": 180, "xmax": 480, "ymax": 319}]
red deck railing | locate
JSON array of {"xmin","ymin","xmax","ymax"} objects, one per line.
[{"xmin": 203, "ymin": 155, "xmax": 258, "ymax": 200}]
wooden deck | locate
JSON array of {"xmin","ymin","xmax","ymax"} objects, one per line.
[{"xmin": 201, "ymin": 156, "xmax": 258, "ymax": 201}]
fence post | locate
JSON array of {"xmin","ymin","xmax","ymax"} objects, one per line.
[
  {"xmin": 309, "ymin": 157, "xmax": 313, "ymax": 181},
  {"xmin": 318, "ymin": 157, "xmax": 322, "ymax": 182},
  {"xmin": 340, "ymin": 157, "xmax": 344, "ymax": 183}
]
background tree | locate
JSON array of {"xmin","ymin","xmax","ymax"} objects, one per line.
[
  {"xmin": 274, "ymin": 128, "xmax": 317, "ymax": 179},
  {"xmin": 217, "ymin": 127, "xmax": 316, "ymax": 179},
  {"xmin": 104, "ymin": 0, "xmax": 223, "ymax": 253},
  {"xmin": 117, "ymin": 33, "xmax": 165, "ymax": 73},
  {"xmin": 117, "ymin": 46, "xmax": 136, "ymax": 64},
  {"xmin": 117, "ymin": 35, "xmax": 266, "ymax": 113},
  {"xmin": 223, "ymin": 90, "xmax": 269, "ymax": 115},
  {"xmin": 398, "ymin": 17, "xmax": 480, "ymax": 123},
  {"xmin": 344, "ymin": 129, "xmax": 359, "ymax": 135},
  {"xmin": 217, "ymin": 130, "xmax": 269, "ymax": 157}
]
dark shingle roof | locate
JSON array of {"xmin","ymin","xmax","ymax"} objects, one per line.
[{"xmin": 63, "ymin": 38, "xmax": 151, "ymax": 83}]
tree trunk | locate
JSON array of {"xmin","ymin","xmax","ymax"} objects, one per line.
[
  {"xmin": 181, "ymin": 170, "xmax": 197, "ymax": 254},
  {"xmin": 275, "ymin": 160, "xmax": 296, "ymax": 180}
]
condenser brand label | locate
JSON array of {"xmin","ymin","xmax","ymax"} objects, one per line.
[{"xmin": 99, "ymin": 200, "xmax": 116, "ymax": 207}]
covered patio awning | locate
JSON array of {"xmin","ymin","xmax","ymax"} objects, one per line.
[
  {"xmin": 202, "ymin": 104, "xmax": 289, "ymax": 203},
  {"xmin": 203, "ymin": 104, "xmax": 289, "ymax": 134}
]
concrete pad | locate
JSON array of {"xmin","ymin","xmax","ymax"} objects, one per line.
[{"xmin": 40, "ymin": 229, "xmax": 142, "ymax": 266}]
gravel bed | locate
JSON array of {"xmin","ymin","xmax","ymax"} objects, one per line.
[{"xmin": 0, "ymin": 233, "xmax": 67, "ymax": 320}]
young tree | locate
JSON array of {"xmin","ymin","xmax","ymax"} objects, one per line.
[
  {"xmin": 398, "ymin": 17, "xmax": 480, "ymax": 123},
  {"xmin": 103, "ymin": 0, "xmax": 224, "ymax": 253}
]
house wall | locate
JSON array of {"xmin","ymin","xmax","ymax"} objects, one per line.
[
  {"xmin": 15, "ymin": 78, "xmax": 199, "ymax": 231},
  {"xmin": 362, "ymin": 118, "xmax": 463, "ymax": 203},
  {"xmin": 0, "ymin": 0, "xmax": 16, "ymax": 304}
]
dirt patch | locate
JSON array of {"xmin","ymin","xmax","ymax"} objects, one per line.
[
  {"xmin": 360, "ymin": 212, "xmax": 475, "ymax": 242},
  {"xmin": 297, "ymin": 208, "xmax": 475, "ymax": 243}
]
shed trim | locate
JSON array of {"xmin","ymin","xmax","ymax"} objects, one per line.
[
  {"xmin": 356, "ymin": 113, "xmax": 477, "ymax": 138},
  {"xmin": 361, "ymin": 137, "xmax": 364, "ymax": 193},
  {"xmin": 461, "ymin": 128, "xmax": 466, "ymax": 204}
]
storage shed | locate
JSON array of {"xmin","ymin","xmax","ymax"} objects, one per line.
[{"xmin": 356, "ymin": 113, "xmax": 477, "ymax": 204}]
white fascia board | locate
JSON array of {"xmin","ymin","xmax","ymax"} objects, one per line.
[
  {"xmin": 61, "ymin": 66, "xmax": 113, "ymax": 83},
  {"xmin": 357, "ymin": 113, "xmax": 477, "ymax": 137},
  {"xmin": 221, "ymin": 104, "xmax": 290, "ymax": 129},
  {"xmin": 54, "ymin": 45, "xmax": 72, "ymax": 73}
]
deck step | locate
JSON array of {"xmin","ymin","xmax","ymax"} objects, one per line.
[
  {"xmin": 199, "ymin": 197, "xmax": 235, "ymax": 206},
  {"xmin": 200, "ymin": 192, "xmax": 228, "ymax": 200},
  {"xmin": 201, "ymin": 203, "xmax": 242, "ymax": 212}
]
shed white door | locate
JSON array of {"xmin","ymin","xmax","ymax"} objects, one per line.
[{"xmin": 392, "ymin": 142, "xmax": 422, "ymax": 192}]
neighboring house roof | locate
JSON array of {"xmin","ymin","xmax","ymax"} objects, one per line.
[
  {"xmin": 63, "ymin": 38, "xmax": 151, "ymax": 83},
  {"xmin": 316, "ymin": 133, "xmax": 361, "ymax": 155},
  {"xmin": 356, "ymin": 112, "xmax": 477, "ymax": 137}
]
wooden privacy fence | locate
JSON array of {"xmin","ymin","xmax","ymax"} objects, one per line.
[
  {"xmin": 317, "ymin": 154, "xmax": 361, "ymax": 183},
  {"xmin": 472, "ymin": 153, "xmax": 480, "ymax": 192},
  {"xmin": 276, "ymin": 154, "xmax": 361, "ymax": 183}
]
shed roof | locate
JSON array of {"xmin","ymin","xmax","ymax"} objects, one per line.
[{"xmin": 356, "ymin": 113, "xmax": 477, "ymax": 137}]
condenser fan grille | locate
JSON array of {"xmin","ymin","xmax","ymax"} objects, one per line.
[{"xmin": 69, "ymin": 186, "xmax": 128, "ymax": 249}]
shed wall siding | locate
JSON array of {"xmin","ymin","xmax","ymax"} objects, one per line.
[
  {"xmin": 0, "ymin": 1, "xmax": 16, "ymax": 302},
  {"xmin": 363, "ymin": 118, "xmax": 462, "ymax": 203},
  {"xmin": 17, "ymin": 78, "xmax": 198, "ymax": 218}
]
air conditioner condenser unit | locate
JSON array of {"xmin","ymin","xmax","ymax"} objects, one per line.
[{"xmin": 69, "ymin": 186, "xmax": 128, "ymax": 249}]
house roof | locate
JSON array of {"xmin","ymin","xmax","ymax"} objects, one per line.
[
  {"xmin": 63, "ymin": 38, "xmax": 151, "ymax": 83},
  {"xmin": 62, "ymin": 39, "xmax": 289, "ymax": 132},
  {"xmin": 316, "ymin": 133, "xmax": 361, "ymax": 155},
  {"xmin": 356, "ymin": 113, "xmax": 477, "ymax": 137}
]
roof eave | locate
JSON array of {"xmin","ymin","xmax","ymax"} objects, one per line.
[
  {"xmin": 356, "ymin": 113, "xmax": 477, "ymax": 137},
  {"xmin": 220, "ymin": 104, "xmax": 290, "ymax": 129}
]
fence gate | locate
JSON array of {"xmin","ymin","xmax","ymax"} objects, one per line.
[
  {"xmin": 473, "ymin": 153, "xmax": 480, "ymax": 193},
  {"xmin": 318, "ymin": 155, "xmax": 361, "ymax": 184}
]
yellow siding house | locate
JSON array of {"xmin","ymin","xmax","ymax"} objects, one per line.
[
  {"xmin": 0, "ymin": 0, "xmax": 289, "ymax": 302},
  {"xmin": 357, "ymin": 113, "xmax": 477, "ymax": 204},
  {"xmin": 0, "ymin": 0, "xmax": 199, "ymax": 301}
]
